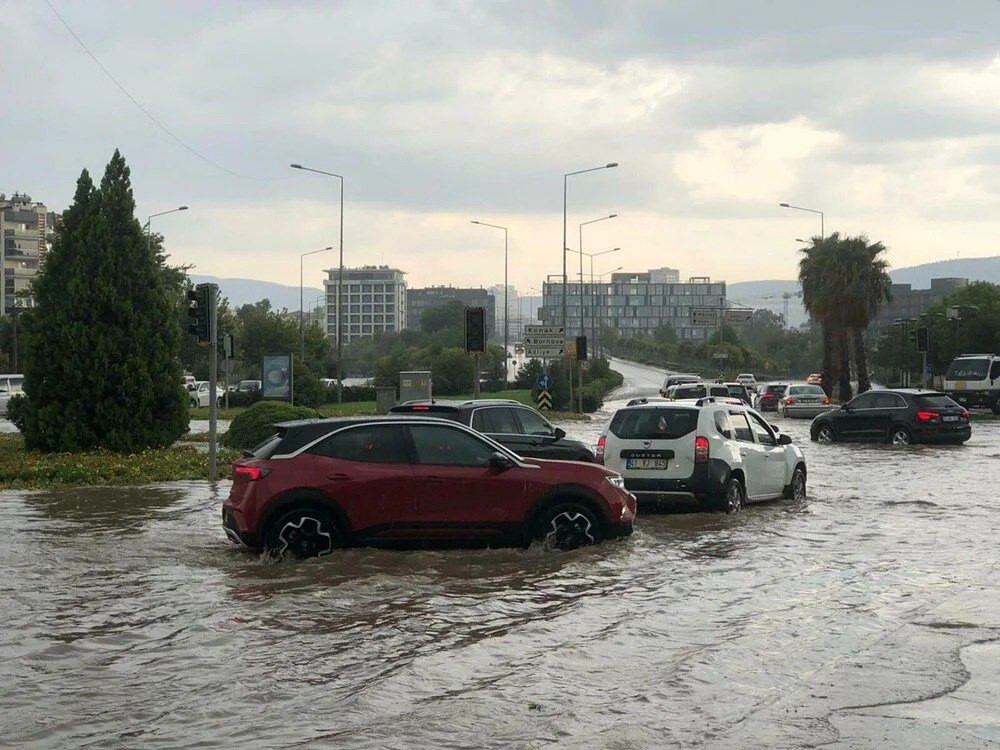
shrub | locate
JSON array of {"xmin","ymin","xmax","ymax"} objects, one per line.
[
  {"xmin": 226, "ymin": 389, "xmax": 262, "ymax": 408},
  {"xmin": 6, "ymin": 393, "xmax": 27, "ymax": 432},
  {"xmin": 221, "ymin": 400, "xmax": 322, "ymax": 450}
]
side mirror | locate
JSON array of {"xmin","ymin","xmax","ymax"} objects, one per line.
[
  {"xmin": 778, "ymin": 433, "xmax": 793, "ymax": 445},
  {"xmin": 770, "ymin": 424, "xmax": 780, "ymax": 433},
  {"xmin": 488, "ymin": 452, "xmax": 514, "ymax": 471},
  {"xmin": 552, "ymin": 427, "xmax": 566, "ymax": 441}
]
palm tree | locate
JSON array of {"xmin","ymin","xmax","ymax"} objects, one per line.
[
  {"xmin": 838, "ymin": 236, "xmax": 892, "ymax": 393},
  {"xmin": 798, "ymin": 234, "xmax": 839, "ymax": 398}
]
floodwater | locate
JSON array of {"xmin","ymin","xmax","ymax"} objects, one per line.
[{"xmin": 3, "ymin": 359, "xmax": 999, "ymax": 748}]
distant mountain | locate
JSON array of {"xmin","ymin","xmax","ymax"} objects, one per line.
[{"xmin": 190, "ymin": 276, "xmax": 324, "ymax": 311}]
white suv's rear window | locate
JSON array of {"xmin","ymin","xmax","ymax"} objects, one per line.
[{"xmin": 609, "ymin": 408, "xmax": 698, "ymax": 440}]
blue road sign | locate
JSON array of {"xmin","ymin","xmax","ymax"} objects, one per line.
[{"xmin": 536, "ymin": 373, "xmax": 553, "ymax": 391}]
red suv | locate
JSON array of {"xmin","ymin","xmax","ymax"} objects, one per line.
[{"xmin": 223, "ymin": 416, "xmax": 635, "ymax": 559}]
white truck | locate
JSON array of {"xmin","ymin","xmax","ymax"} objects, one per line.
[{"xmin": 943, "ymin": 354, "xmax": 1000, "ymax": 414}]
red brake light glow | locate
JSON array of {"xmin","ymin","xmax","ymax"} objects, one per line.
[
  {"xmin": 785, "ymin": 397, "xmax": 794, "ymax": 405},
  {"xmin": 234, "ymin": 466, "xmax": 269, "ymax": 481},
  {"xmin": 596, "ymin": 435, "xmax": 606, "ymax": 464},
  {"xmin": 916, "ymin": 411, "xmax": 940, "ymax": 423},
  {"xmin": 694, "ymin": 436, "xmax": 710, "ymax": 464},
  {"xmin": 822, "ymin": 397, "xmax": 830, "ymax": 404},
  {"xmin": 412, "ymin": 405, "xmax": 431, "ymax": 411},
  {"xmin": 961, "ymin": 410, "xmax": 970, "ymax": 420}
]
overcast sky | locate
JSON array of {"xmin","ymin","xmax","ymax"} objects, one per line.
[{"xmin": 6, "ymin": 0, "xmax": 1000, "ymax": 293}]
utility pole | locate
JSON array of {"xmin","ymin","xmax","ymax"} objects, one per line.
[{"xmin": 208, "ymin": 284, "xmax": 219, "ymax": 481}]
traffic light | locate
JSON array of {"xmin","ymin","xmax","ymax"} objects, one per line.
[
  {"xmin": 187, "ymin": 284, "xmax": 211, "ymax": 343},
  {"xmin": 916, "ymin": 327, "xmax": 929, "ymax": 353},
  {"xmin": 576, "ymin": 335, "xmax": 587, "ymax": 361},
  {"xmin": 464, "ymin": 306, "xmax": 486, "ymax": 353}
]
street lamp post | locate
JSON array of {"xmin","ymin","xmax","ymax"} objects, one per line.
[
  {"xmin": 471, "ymin": 220, "xmax": 509, "ymax": 383},
  {"xmin": 593, "ymin": 265, "xmax": 623, "ymax": 356},
  {"xmin": 291, "ymin": 163, "xmax": 345, "ymax": 401},
  {"xmin": 144, "ymin": 205, "xmax": 188, "ymax": 252},
  {"xmin": 563, "ymin": 162, "xmax": 618, "ymax": 411},
  {"xmin": 568, "ymin": 244, "xmax": 620, "ymax": 358},
  {"xmin": 299, "ymin": 246, "xmax": 334, "ymax": 366},
  {"xmin": 578, "ymin": 214, "xmax": 617, "ymax": 337},
  {"xmin": 779, "ymin": 202, "xmax": 824, "ymax": 240}
]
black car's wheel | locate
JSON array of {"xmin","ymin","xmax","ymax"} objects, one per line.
[
  {"xmin": 888, "ymin": 426, "xmax": 913, "ymax": 446},
  {"xmin": 264, "ymin": 508, "xmax": 340, "ymax": 561},
  {"xmin": 714, "ymin": 477, "xmax": 745, "ymax": 514},
  {"xmin": 535, "ymin": 502, "xmax": 601, "ymax": 551},
  {"xmin": 784, "ymin": 468, "xmax": 806, "ymax": 501},
  {"xmin": 815, "ymin": 424, "xmax": 836, "ymax": 444}
]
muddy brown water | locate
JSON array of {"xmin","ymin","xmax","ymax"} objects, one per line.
[{"xmin": 3, "ymin": 360, "xmax": 999, "ymax": 748}]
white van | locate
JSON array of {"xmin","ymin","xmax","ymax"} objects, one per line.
[
  {"xmin": 943, "ymin": 354, "xmax": 1000, "ymax": 414},
  {"xmin": 0, "ymin": 373, "xmax": 25, "ymax": 417}
]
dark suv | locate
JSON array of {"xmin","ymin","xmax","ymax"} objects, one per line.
[
  {"xmin": 810, "ymin": 389, "xmax": 971, "ymax": 445},
  {"xmin": 389, "ymin": 399, "xmax": 595, "ymax": 461},
  {"xmin": 223, "ymin": 416, "xmax": 635, "ymax": 559}
]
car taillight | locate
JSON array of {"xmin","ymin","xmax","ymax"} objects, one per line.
[
  {"xmin": 916, "ymin": 411, "xmax": 940, "ymax": 423},
  {"xmin": 822, "ymin": 397, "xmax": 830, "ymax": 404},
  {"xmin": 785, "ymin": 397, "xmax": 794, "ymax": 405},
  {"xmin": 961, "ymin": 410, "xmax": 970, "ymax": 420},
  {"xmin": 763, "ymin": 393, "xmax": 774, "ymax": 399},
  {"xmin": 412, "ymin": 405, "xmax": 431, "ymax": 411},
  {"xmin": 596, "ymin": 435, "xmax": 606, "ymax": 464},
  {"xmin": 694, "ymin": 436, "xmax": 709, "ymax": 464},
  {"xmin": 234, "ymin": 466, "xmax": 270, "ymax": 481}
]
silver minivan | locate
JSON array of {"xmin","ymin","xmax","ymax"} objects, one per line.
[{"xmin": 0, "ymin": 374, "xmax": 25, "ymax": 417}]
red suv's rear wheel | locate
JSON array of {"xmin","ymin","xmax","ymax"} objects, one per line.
[
  {"xmin": 535, "ymin": 502, "xmax": 602, "ymax": 551},
  {"xmin": 265, "ymin": 508, "xmax": 340, "ymax": 561}
]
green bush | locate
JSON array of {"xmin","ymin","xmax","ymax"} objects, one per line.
[
  {"xmin": 6, "ymin": 393, "xmax": 27, "ymax": 432},
  {"xmin": 221, "ymin": 400, "xmax": 322, "ymax": 450},
  {"xmin": 227, "ymin": 389, "xmax": 261, "ymax": 408}
]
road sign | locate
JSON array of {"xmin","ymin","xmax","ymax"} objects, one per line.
[
  {"xmin": 691, "ymin": 307, "xmax": 718, "ymax": 326},
  {"xmin": 724, "ymin": 309, "xmax": 754, "ymax": 326},
  {"xmin": 524, "ymin": 325, "xmax": 565, "ymax": 336},
  {"xmin": 564, "ymin": 340, "xmax": 577, "ymax": 358},
  {"xmin": 536, "ymin": 373, "xmax": 553, "ymax": 391},
  {"xmin": 525, "ymin": 345, "xmax": 564, "ymax": 357},
  {"xmin": 523, "ymin": 335, "xmax": 565, "ymax": 347},
  {"xmin": 537, "ymin": 389, "xmax": 552, "ymax": 410}
]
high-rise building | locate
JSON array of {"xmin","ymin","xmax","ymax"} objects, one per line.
[
  {"xmin": 1, "ymin": 193, "xmax": 58, "ymax": 314},
  {"xmin": 406, "ymin": 286, "xmax": 496, "ymax": 337},
  {"xmin": 541, "ymin": 269, "xmax": 726, "ymax": 342},
  {"xmin": 324, "ymin": 265, "xmax": 407, "ymax": 344},
  {"xmin": 870, "ymin": 278, "xmax": 968, "ymax": 330}
]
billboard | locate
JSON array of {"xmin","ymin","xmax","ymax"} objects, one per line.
[{"xmin": 261, "ymin": 354, "xmax": 293, "ymax": 401}]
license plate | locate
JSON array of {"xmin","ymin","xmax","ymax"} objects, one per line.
[
  {"xmin": 626, "ymin": 458, "xmax": 667, "ymax": 470},
  {"xmin": 943, "ymin": 415, "xmax": 959, "ymax": 422}
]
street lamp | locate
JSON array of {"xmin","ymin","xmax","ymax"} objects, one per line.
[
  {"xmin": 300, "ymin": 246, "xmax": 334, "ymax": 365},
  {"xmin": 144, "ymin": 205, "xmax": 188, "ymax": 251},
  {"xmin": 578, "ymin": 214, "xmax": 618, "ymax": 337},
  {"xmin": 563, "ymin": 162, "xmax": 618, "ymax": 410},
  {"xmin": 779, "ymin": 202, "xmax": 824, "ymax": 240},
  {"xmin": 568, "ymin": 244, "xmax": 621, "ymax": 354},
  {"xmin": 471, "ymin": 220, "xmax": 509, "ymax": 382},
  {"xmin": 593, "ymin": 264, "xmax": 623, "ymax": 357},
  {"xmin": 291, "ymin": 163, "xmax": 345, "ymax": 401}
]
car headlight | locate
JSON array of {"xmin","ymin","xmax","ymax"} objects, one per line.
[{"xmin": 606, "ymin": 475, "xmax": 625, "ymax": 489}]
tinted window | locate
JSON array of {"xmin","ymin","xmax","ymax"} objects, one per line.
[
  {"xmin": 709, "ymin": 385, "xmax": 729, "ymax": 397},
  {"xmin": 610, "ymin": 408, "xmax": 698, "ymax": 439},
  {"xmin": 789, "ymin": 385, "xmax": 825, "ymax": 396},
  {"xmin": 674, "ymin": 385, "xmax": 706, "ymax": 399},
  {"xmin": 730, "ymin": 413, "xmax": 754, "ymax": 442},
  {"xmin": 407, "ymin": 424, "xmax": 496, "ymax": 467},
  {"xmin": 470, "ymin": 409, "xmax": 493, "ymax": 432},
  {"xmin": 714, "ymin": 410, "xmax": 733, "ymax": 439},
  {"xmin": 946, "ymin": 359, "xmax": 989, "ymax": 380},
  {"xmin": 849, "ymin": 392, "xmax": 878, "ymax": 409},
  {"xmin": 515, "ymin": 408, "xmax": 554, "ymax": 436},
  {"xmin": 310, "ymin": 425, "xmax": 406, "ymax": 464},
  {"xmin": 747, "ymin": 413, "xmax": 776, "ymax": 446},
  {"xmin": 873, "ymin": 392, "xmax": 905, "ymax": 408},
  {"xmin": 915, "ymin": 394, "xmax": 960, "ymax": 409},
  {"xmin": 727, "ymin": 385, "xmax": 747, "ymax": 398},
  {"xmin": 486, "ymin": 407, "xmax": 522, "ymax": 434},
  {"xmin": 765, "ymin": 385, "xmax": 787, "ymax": 395},
  {"xmin": 250, "ymin": 433, "xmax": 282, "ymax": 459},
  {"xmin": 991, "ymin": 361, "xmax": 1000, "ymax": 379}
]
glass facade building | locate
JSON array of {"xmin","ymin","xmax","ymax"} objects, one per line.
[{"xmin": 324, "ymin": 266, "xmax": 407, "ymax": 344}]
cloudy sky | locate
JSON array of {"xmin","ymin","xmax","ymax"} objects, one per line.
[{"xmin": 6, "ymin": 0, "xmax": 1000, "ymax": 294}]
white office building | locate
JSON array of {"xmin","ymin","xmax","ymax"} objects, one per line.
[{"xmin": 324, "ymin": 265, "xmax": 407, "ymax": 344}]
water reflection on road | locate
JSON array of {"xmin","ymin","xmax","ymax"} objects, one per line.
[{"xmin": 3, "ymin": 359, "xmax": 999, "ymax": 748}]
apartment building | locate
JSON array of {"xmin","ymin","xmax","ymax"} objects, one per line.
[
  {"xmin": 870, "ymin": 277, "xmax": 968, "ymax": 330},
  {"xmin": 1, "ymin": 193, "xmax": 57, "ymax": 313},
  {"xmin": 541, "ymin": 269, "xmax": 726, "ymax": 342},
  {"xmin": 324, "ymin": 265, "xmax": 407, "ymax": 344},
  {"xmin": 406, "ymin": 286, "xmax": 496, "ymax": 337}
]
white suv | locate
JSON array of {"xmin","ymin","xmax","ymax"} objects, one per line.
[{"xmin": 597, "ymin": 397, "xmax": 807, "ymax": 513}]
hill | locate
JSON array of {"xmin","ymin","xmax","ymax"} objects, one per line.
[{"xmin": 190, "ymin": 275, "xmax": 325, "ymax": 311}]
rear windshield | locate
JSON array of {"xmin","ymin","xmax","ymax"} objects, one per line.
[
  {"xmin": 610, "ymin": 407, "xmax": 698, "ymax": 439},
  {"xmin": 249, "ymin": 433, "xmax": 282, "ymax": 459},
  {"xmin": 727, "ymin": 385, "xmax": 746, "ymax": 397},
  {"xmin": 788, "ymin": 385, "xmax": 825, "ymax": 396},
  {"xmin": 673, "ymin": 385, "xmax": 707, "ymax": 399},
  {"xmin": 765, "ymin": 385, "xmax": 787, "ymax": 395},
  {"xmin": 914, "ymin": 394, "xmax": 960, "ymax": 409},
  {"xmin": 946, "ymin": 359, "xmax": 989, "ymax": 379}
]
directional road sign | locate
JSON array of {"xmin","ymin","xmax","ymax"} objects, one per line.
[
  {"xmin": 525, "ymin": 345, "xmax": 564, "ymax": 357},
  {"xmin": 536, "ymin": 373, "xmax": 553, "ymax": 391},
  {"xmin": 524, "ymin": 324, "xmax": 566, "ymax": 357},
  {"xmin": 524, "ymin": 325, "xmax": 565, "ymax": 336},
  {"xmin": 724, "ymin": 309, "xmax": 754, "ymax": 326},
  {"xmin": 691, "ymin": 307, "xmax": 718, "ymax": 326},
  {"xmin": 537, "ymin": 389, "xmax": 552, "ymax": 410}
]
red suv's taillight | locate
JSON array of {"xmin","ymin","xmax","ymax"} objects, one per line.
[
  {"xmin": 694, "ymin": 436, "xmax": 710, "ymax": 464},
  {"xmin": 916, "ymin": 411, "xmax": 940, "ymax": 423},
  {"xmin": 596, "ymin": 435, "xmax": 606, "ymax": 464},
  {"xmin": 234, "ymin": 466, "xmax": 270, "ymax": 481}
]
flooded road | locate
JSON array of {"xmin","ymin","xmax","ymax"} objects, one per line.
[{"xmin": 3, "ymin": 358, "xmax": 999, "ymax": 748}]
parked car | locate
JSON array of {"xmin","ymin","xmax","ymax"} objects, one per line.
[
  {"xmin": 236, "ymin": 380, "xmax": 262, "ymax": 394},
  {"xmin": 806, "ymin": 373, "xmax": 824, "ymax": 385},
  {"xmin": 0, "ymin": 373, "xmax": 24, "ymax": 417},
  {"xmin": 597, "ymin": 396, "xmax": 806, "ymax": 513},
  {"xmin": 754, "ymin": 383, "xmax": 789, "ymax": 412},
  {"xmin": 777, "ymin": 383, "xmax": 833, "ymax": 419},
  {"xmin": 660, "ymin": 374, "xmax": 700, "ymax": 397},
  {"xmin": 724, "ymin": 382, "xmax": 753, "ymax": 405},
  {"xmin": 223, "ymin": 416, "xmax": 636, "ymax": 558},
  {"xmin": 810, "ymin": 389, "xmax": 971, "ymax": 445},
  {"xmin": 189, "ymin": 381, "xmax": 212, "ymax": 408},
  {"xmin": 665, "ymin": 382, "xmax": 730, "ymax": 401},
  {"xmin": 389, "ymin": 399, "xmax": 595, "ymax": 461},
  {"xmin": 736, "ymin": 373, "xmax": 757, "ymax": 390}
]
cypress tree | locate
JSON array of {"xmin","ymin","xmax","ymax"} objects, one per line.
[{"xmin": 22, "ymin": 150, "xmax": 188, "ymax": 452}]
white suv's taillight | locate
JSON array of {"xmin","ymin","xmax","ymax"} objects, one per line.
[
  {"xmin": 694, "ymin": 436, "xmax": 710, "ymax": 464},
  {"xmin": 596, "ymin": 435, "xmax": 606, "ymax": 464}
]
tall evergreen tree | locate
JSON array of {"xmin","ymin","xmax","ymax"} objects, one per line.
[{"xmin": 21, "ymin": 150, "xmax": 188, "ymax": 452}]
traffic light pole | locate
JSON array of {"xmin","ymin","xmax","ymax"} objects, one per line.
[
  {"xmin": 208, "ymin": 284, "xmax": 218, "ymax": 482},
  {"xmin": 474, "ymin": 353, "xmax": 481, "ymax": 400}
]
